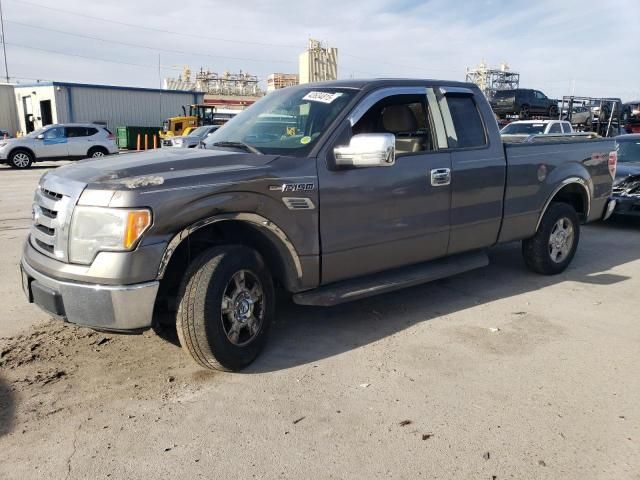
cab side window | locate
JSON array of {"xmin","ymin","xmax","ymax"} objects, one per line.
[
  {"xmin": 440, "ymin": 95, "xmax": 487, "ymax": 148},
  {"xmin": 352, "ymin": 94, "xmax": 434, "ymax": 156}
]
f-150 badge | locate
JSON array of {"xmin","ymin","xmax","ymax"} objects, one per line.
[{"xmin": 269, "ymin": 183, "xmax": 315, "ymax": 192}]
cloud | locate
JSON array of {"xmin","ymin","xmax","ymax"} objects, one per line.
[{"xmin": 3, "ymin": 0, "xmax": 639, "ymax": 100}]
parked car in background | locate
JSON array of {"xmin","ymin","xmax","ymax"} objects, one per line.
[
  {"xmin": 0, "ymin": 129, "xmax": 13, "ymax": 139},
  {"xmin": 162, "ymin": 125, "xmax": 220, "ymax": 148},
  {"xmin": 624, "ymin": 101, "xmax": 640, "ymax": 134},
  {"xmin": 0, "ymin": 123, "xmax": 118, "ymax": 169},
  {"xmin": 491, "ymin": 89, "xmax": 559, "ymax": 119},
  {"xmin": 500, "ymin": 120, "xmax": 573, "ymax": 136},
  {"xmin": 562, "ymin": 105, "xmax": 592, "ymax": 126},
  {"xmin": 611, "ymin": 133, "xmax": 640, "ymax": 217}
]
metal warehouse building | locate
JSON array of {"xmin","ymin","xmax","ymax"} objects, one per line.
[{"xmin": 13, "ymin": 82, "xmax": 204, "ymax": 134}]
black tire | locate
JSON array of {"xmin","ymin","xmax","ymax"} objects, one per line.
[
  {"xmin": 9, "ymin": 149, "xmax": 33, "ymax": 169},
  {"xmin": 176, "ymin": 245, "xmax": 275, "ymax": 371},
  {"xmin": 600, "ymin": 105, "xmax": 610, "ymax": 122},
  {"xmin": 519, "ymin": 104, "xmax": 530, "ymax": 119},
  {"xmin": 87, "ymin": 146, "xmax": 108, "ymax": 158},
  {"xmin": 522, "ymin": 202, "xmax": 580, "ymax": 275},
  {"xmin": 548, "ymin": 104, "xmax": 559, "ymax": 118}
]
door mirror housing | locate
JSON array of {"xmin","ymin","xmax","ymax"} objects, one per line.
[
  {"xmin": 333, "ymin": 133, "xmax": 396, "ymax": 168},
  {"xmin": 36, "ymin": 134, "xmax": 44, "ymax": 140}
]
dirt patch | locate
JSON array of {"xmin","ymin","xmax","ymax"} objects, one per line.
[{"xmin": 0, "ymin": 320, "xmax": 207, "ymax": 434}]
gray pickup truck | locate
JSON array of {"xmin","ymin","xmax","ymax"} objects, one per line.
[{"xmin": 20, "ymin": 79, "xmax": 618, "ymax": 371}]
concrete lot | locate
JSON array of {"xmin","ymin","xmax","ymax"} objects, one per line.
[{"xmin": 0, "ymin": 161, "xmax": 639, "ymax": 479}]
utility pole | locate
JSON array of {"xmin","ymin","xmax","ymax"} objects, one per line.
[{"xmin": 0, "ymin": 0, "xmax": 9, "ymax": 83}]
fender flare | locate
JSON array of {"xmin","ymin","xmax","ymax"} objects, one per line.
[
  {"xmin": 156, "ymin": 212, "xmax": 303, "ymax": 283},
  {"xmin": 535, "ymin": 177, "xmax": 591, "ymax": 231}
]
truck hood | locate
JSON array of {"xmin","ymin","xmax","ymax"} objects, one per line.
[{"xmin": 47, "ymin": 147, "xmax": 279, "ymax": 189}]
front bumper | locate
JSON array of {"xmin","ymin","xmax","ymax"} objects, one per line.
[
  {"xmin": 612, "ymin": 195, "xmax": 640, "ymax": 217},
  {"xmin": 21, "ymin": 258, "xmax": 159, "ymax": 331}
]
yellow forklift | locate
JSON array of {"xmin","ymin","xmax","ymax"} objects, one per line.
[{"xmin": 159, "ymin": 104, "xmax": 218, "ymax": 139}]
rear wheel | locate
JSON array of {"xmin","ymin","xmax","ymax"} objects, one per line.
[
  {"xmin": 522, "ymin": 202, "xmax": 580, "ymax": 275},
  {"xmin": 88, "ymin": 146, "xmax": 108, "ymax": 158},
  {"xmin": 176, "ymin": 245, "xmax": 275, "ymax": 371},
  {"xmin": 9, "ymin": 150, "xmax": 33, "ymax": 169},
  {"xmin": 519, "ymin": 104, "xmax": 530, "ymax": 119},
  {"xmin": 548, "ymin": 105, "xmax": 559, "ymax": 117}
]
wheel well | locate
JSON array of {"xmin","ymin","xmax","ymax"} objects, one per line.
[
  {"xmin": 549, "ymin": 183, "xmax": 588, "ymax": 221},
  {"xmin": 88, "ymin": 145, "xmax": 108, "ymax": 155},
  {"xmin": 8, "ymin": 147, "xmax": 34, "ymax": 159},
  {"xmin": 157, "ymin": 220, "xmax": 291, "ymax": 311}
]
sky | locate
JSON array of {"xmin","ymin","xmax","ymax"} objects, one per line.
[{"xmin": 1, "ymin": 0, "xmax": 639, "ymax": 100}]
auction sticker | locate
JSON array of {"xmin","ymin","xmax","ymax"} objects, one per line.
[
  {"xmin": 303, "ymin": 91, "xmax": 343, "ymax": 104},
  {"xmin": 300, "ymin": 136, "xmax": 311, "ymax": 144}
]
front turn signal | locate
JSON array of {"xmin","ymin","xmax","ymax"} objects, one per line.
[{"xmin": 124, "ymin": 210, "xmax": 152, "ymax": 249}]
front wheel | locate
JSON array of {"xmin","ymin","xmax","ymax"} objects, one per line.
[
  {"xmin": 549, "ymin": 105, "xmax": 559, "ymax": 117},
  {"xmin": 522, "ymin": 202, "xmax": 580, "ymax": 275},
  {"xmin": 9, "ymin": 150, "xmax": 33, "ymax": 169},
  {"xmin": 176, "ymin": 245, "xmax": 275, "ymax": 371},
  {"xmin": 519, "ymin": 105, "xmax": 530, "ymax": 120}
]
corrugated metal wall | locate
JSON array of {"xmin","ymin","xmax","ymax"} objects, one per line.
[
  {"xmin": 57, "ymin": 86, "xmax": 203, "ymax": 132},
  {"xmin": 0, "ymin": 84, "xmax": 20, "ymax": 135}
]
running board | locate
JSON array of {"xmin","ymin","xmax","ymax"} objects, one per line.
[{"xmin": 293, "ymin": 250, "xmax": 489, "ymax": 307}]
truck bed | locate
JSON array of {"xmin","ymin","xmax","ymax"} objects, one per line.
[{"xmin": 498, "ymin": 136, "xmax": 615, "ymax": 243}]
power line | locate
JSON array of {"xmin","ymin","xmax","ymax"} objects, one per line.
[
  {"xmin": 5, "ymin": 42, "xmax": 183, "ymax": 71},
  {"xmin": 6, "ymin": 0, "xmax": 458, "ymax": 77},
  {"xmin": 7, "ymin": 0, "xmax": 302, "ymax": 50},
  {"xmin": 6, "ymin": 19, "xmax": 297, "ymax": 66}
]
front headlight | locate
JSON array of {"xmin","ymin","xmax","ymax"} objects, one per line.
[
  {"xmin": 173, "ymin": 138, "xmax": 183, "ymax": 147},
  {"xmin": 69, "ymin": 206, "xmax": 152, "ymax": 264}
]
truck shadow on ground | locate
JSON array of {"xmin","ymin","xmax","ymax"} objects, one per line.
[
  {"xmin": 245, "ymin": 218, "xmax": 639, "ymax": 373},
  {"xmin": 151, "ymin": 218, "xmax": 639, "ymax": 373},
  {"xmin": 0, "ymin": 376, "xmax": 15, "ymax": 437}
]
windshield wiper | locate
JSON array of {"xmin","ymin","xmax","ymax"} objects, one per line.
[{"xmin": 211, "ymin": 141, "xmax": 263, "ymax": 155}]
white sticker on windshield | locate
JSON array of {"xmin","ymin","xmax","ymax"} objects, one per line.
[{"xmin": 303, "ymin": 91, "xmax": 343, "ymax": 104}]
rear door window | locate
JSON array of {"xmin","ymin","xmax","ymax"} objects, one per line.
[
  {"xmin": 562, "ymin": 122, "xmax": 573, "ymax": 133},
  {"xmin": 66, "ymin": 127, "xmax": 87, "ymax": 138},
  {"xmin": 86, "ymin": 127, "xmax": 99, "ymax": 136},
  {"xmin": 440, "ymin": 94, "xmax": 487, "ymax": 148}
]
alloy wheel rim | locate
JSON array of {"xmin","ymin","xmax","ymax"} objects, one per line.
[
  {"xmin": 548, "ymin": 217, "xmax": 574, "ymax": 263},
  {"xmin": 221, "ymin": 270, "xmax": 264, "ymax": 346},
  {"xmin": 13, "ymin": 153, "xmax": 30, "ymax": 167},
  {"xmin": 92, "ymin": 151, "xmax": 105, "ymax": 157}
]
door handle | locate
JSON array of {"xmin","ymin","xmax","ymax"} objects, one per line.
[{"xmin": 430, "ymin": 168, "xmax": 451, "ymax": 186}]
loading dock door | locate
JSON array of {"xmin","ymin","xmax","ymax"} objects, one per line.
[{"xmin": 40, "ymin": 100, "xmax": 53, "ymax": 126}]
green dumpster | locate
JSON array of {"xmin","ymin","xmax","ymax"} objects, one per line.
[{"xmin": 115, "ymin": 126, "xmax": 162, "ymax": 150}]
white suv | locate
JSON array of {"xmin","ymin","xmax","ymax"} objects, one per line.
[{"xmin": 0, "ymin": 123, "xmax": 118, "ymax": 169}]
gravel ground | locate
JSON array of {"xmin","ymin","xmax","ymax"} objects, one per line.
[{"xmin": 1, "ymin": 162, "xmax": 639, "ymax": 479}]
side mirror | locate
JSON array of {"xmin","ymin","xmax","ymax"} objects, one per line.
[
  {"xmin": 36, "ymin": 134, "xmax": 44, "ymax": 140},
  {"xmin": 333, "ymin": 133, "xmax": 395, "ymax": 168}
]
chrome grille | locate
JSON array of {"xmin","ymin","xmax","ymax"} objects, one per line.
[{"xmin": 30, "ymin": 175, "xmax": 86, "ymax": 263}]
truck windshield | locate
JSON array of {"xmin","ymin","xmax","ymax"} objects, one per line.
[
  {"xmin": 616, "ymin": 139, "xmax": 640, "ymax": 163},
  {"xmin": 203, "ymin": 87, "xmax": 356, "ymax": 156},
  {"xmin": 501, "ymin": 123, "xmax": 546, "ymax": 135}
]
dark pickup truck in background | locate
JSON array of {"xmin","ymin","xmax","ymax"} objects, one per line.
[
  {"xmin": 491, "ymin": 88, "xmax": 559, "ymax": 119},
  {"xmin": 20, "ymin": 79, "xmax": 617, "ymax": 371}
]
